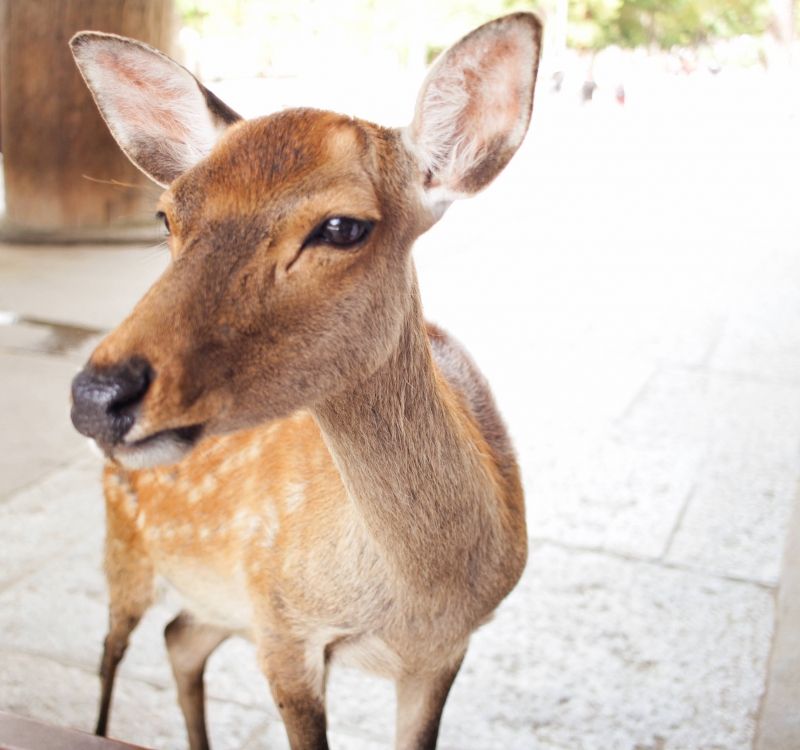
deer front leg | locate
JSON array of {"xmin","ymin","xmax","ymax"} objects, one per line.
[
  {"xmin": 96, "ymin": 487, "xmax": 155, "ymax": 737},
  {"xmin": 96, "ymin": 610, "xmax": 144, "ymax": 736},
  {"xmin": 164, "ymin": 611, "xmax": 230, "ymax": 750},
  {"xmin": 258, "ymin": 635, "xmax": 329, "ymax": 750},
  {"xmin": 95, "ymin": 578, "xmax": 154, "ymax": 735},
  {"xmin": 395, "ymin": 650, "xmax": 466, "ymax": 750}
]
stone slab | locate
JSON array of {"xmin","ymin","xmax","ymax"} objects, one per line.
[
  {"xmin": 524, "ymin": 434, "xmax": 704, "ymax": 559},
  {"xmin": 0, "ymin": 245, "xmax": 167, "ymax": 331},
  {"xmin": 0, "ymin": 651, "xmax": 267, "ymax": 750},
  {"xmin": 6, "ymin": 496, "xmax": 775, "ymax": 749},
  {"xmin": 434, "ymin": 543, "xmax": 774, "ymax": 750},
  {"xmin": 618, "ymin": 368, "xmax": 800, "ymax": 583},
  {"xmin": 0, "ymin": 457, "xmax": 103, "ymax": 589},
  {"xmin": 0, "ymin": 352, "xmax": 90, "ymax": 498},
  {"xmin": 710, "ymin": 243, "xmax": 800, "ymax": 384}
]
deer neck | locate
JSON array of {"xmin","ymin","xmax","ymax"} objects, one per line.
[{"xmin": 312, "ymin": 279, "xmax": 506, "ymax": 594}]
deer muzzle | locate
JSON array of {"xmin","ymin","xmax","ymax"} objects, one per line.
[{"xmin": 70, "ymin": 357, "xmax": 153, "ymax": 448}]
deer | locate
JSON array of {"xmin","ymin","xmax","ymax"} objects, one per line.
[{"xmin": 68, "ymin": 12, "xmax": 541, "ymax": 750}]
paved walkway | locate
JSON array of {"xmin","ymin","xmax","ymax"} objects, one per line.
[{"xmin": 1, "ymin": 73, "xmax": 799, "ymax": 749}]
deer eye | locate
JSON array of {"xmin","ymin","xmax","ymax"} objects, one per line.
[
  {"xmin": 306, "ymin": 217, "xmax": 373, "ymax": 249},
  {"xmin": 155, "ymin": 211, "xmax": 171, "ymax": 236}
]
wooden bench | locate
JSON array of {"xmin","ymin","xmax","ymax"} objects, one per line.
[{"xmin": 0, "ymin": 712, "xmax": 150, "ymax": 750}]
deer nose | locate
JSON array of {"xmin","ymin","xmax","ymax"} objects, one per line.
[{"xmin": 70, "ymin": 357, "xmax": 153, "ymax": 446}]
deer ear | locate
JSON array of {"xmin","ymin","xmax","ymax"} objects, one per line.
[
  {"xmin": 405, "ymin": 13, "xmax": 542, "ymax": 213},
  {"xmin": 70, "ymin": 32, "xmax": 241, "ymax": 186}
]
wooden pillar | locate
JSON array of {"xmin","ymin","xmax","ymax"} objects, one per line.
[{"xmin": 0, "ymin": 0, "xmax": 175, "ymax": 241}]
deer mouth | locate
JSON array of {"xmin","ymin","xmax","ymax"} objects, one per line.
[{"xmin": 112, "ymin": 424, "xmax": 204, "ymax": 470}]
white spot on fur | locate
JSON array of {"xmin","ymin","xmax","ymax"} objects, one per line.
[
  {"xmin": 219, "ymin": 451, "xmax": 249, "ymax": 475},
  {"xmin": 284, "ymin": 480, "xmax": 306, "ymax": 514},
  {"xmin": 161, "ymin": 526, "xmax": 176, "ymax": 541},
  {"xmin": 122, "ymin": 488, "xmax": 138, "ymax": 516},
  {"xmin": 233, "ymin": 508, "xmax": 250, "ymax": 530},
  {"xmin": 246, "ymin": 505, "xmax": 280, "ymax": 550},
  {"xmin": 232, "ymin": 506, "xmax": 279, "ymax": 549},
  {"xmin": 136, "ymin": 474, "xmax": 152, "ymax": 488},
  {"xmin": 163, "ymin": 470, "xmax": 178, "ymax": 485},
  {"xmin": 247, "ymin": 515, "xmax": 262, "ymax": 538},
  {"xmin": 187, "ymin": 475, "xmax": 217, "ymax": 503}
]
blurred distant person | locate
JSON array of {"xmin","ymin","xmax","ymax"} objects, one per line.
[
  {"xmin": 581, "ymin": 78, "xmax": 597, "ymax": 103},
  {"xmin": 615, "ymin": 83, "xmax": 625, "ymax": 106},
  {"xmin": 551, "ymin": 69, "xmax": 564, "ymax": 93},
  {"xmin": 679, "ymin": 49, "xmax": 696, "ymax": 74}
]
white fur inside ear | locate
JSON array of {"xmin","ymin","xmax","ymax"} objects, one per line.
[
  {"xmin": 72, "ymin": 34, "xmax": 227, "ymax": 185},
  {"xmin": 406, "ymin": 64, "xmax": 473, "ymax": 182},
  {"xmin": 405, "ymin": 14, "xmax": 541, "ymax": 205}
]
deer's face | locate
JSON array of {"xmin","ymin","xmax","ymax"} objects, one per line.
[
  {"xmin": 73, "ymin": 111, "xmax": 422, "ymax": 467},
  {"xmin": 68, "ymin": 16, "xmax": 541, "ymax": 467}
]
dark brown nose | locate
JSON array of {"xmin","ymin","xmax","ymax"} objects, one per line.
[{"xmin": 70, "ymin": 357, "xmax": 152, "ymax": 446}]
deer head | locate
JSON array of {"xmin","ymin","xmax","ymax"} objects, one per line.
[{"xmin": 69, "ymin": 14, "xmax": 541, "ymax": 469}]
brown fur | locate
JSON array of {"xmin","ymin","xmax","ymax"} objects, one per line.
[{"xmin": 71, "ymin": 13, "xmax": 542, "ymax": 750}]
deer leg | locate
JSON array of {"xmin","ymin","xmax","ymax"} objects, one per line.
[
  {"xmin": 95, "ymin": 610, "xmax": 143, "ymax": 736},
  {"xmin": 164, "ymin": 611, "xmax": 230, "ymax": 750},
  {"xmin": 394, "ymin": 651, "xmax": 466, "ymax": 750},
  {"xmin": 258, "ymin": 636, "xmax": 329, "ymax": 750},
  {"xmin": 95, "ymin": 573, "xmax": 154, "ymax": 735},
  {"xmin": 96, "ymin": 511, "xmax": 155, "ymax": 736}
]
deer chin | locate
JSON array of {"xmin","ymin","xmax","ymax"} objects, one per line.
[{"xmin": 110, "ymin": 424, "xmax": 204, "ymax": 470}]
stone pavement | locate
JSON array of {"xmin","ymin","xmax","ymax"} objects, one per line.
[{"xmin": 1, "ymin": 74, "xmax": 799, "ymax": 749}]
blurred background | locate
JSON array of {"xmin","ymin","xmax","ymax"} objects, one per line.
[{"xmin": 0, "ymin": 1, "xmax": 799, "ymax": 749}]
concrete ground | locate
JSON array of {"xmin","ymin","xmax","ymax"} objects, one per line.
[{"xmin": 1, "ymin": 70, "xmax": 799, "ymax": 749}]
